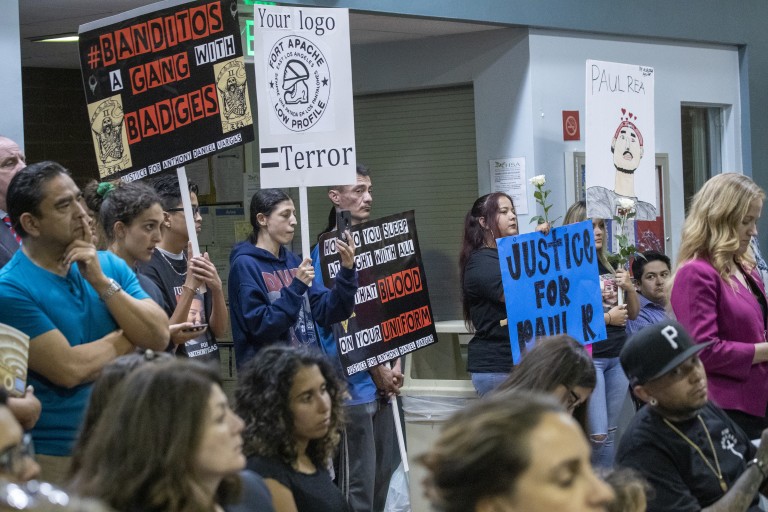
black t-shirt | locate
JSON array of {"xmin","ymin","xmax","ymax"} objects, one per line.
[
  {"xmin": 247, "ymin": 456, "xmax": 350, "ymax": 512},
  {"xmin": 591, "ymin": 261, "xmax": 627, "ymax": 358},
  {"xmin": 139, "ymin": 249, "xmax": 220, "ymax": 361},
  {"xmin": 224, "ymin": 469, "xmax": 276, "ymax": 512},
  {"xmin": 137, "ymin": 272, "xmax": 167, "ymax": 310},
  {"xmin": 463, "ymin": 248, "xmax": 514, "ymax": 373},
  {"xmin": 616, "ymin": 402, "xmax": 760, "ymax": 512}
]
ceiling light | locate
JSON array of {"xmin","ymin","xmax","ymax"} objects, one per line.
[{"xmin": 29, "ymin": 33, "xmax": 79, "ymax": 43}]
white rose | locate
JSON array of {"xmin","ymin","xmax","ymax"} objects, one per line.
[
  {"xmin": 529, "ymin": 175, "xmax": 546, "ymax": 186},
  {"xmin": 616, "ymin": 197, "xmax": 636, "ymax": 211}
]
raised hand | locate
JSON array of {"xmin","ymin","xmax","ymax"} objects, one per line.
[
  {"xmin": 190, "ymin": 251, "xmax": 223, "ymax": 291},
  {"xmin": 336, "ymin": 231, "xmax": 356, "ymax": 269},
  {"xmin": 295, "ymin": 258, "xmax": 315, "ymax": 286},
  {"xmin": 63, "ymin": 214, "xmax": 104, "ymax": 286}
]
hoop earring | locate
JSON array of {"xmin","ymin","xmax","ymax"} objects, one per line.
[{"xmin": 649, "ymin": 398, "xmax": 658, "ymax": 406}]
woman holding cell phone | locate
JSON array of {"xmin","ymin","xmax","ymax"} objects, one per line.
[{"xmin": 228, "ymin": 189, "xmax": 358, "ymax": 370}]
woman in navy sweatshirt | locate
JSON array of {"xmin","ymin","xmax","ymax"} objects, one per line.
[{"xmin": 229, "ymin": 189, "xmax": 358, "ymax": 369}]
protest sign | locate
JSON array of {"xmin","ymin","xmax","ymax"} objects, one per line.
[
  {"xmin": 251, "ymin": 5, "xmax": 356, "ymax": 189},
  {"xmin": 585, "ymin": 59, "xmax": 656, "ymax": 221},
  {"xmin": 497, "ymin": 221, "xmax": 606, "ymax": 364},
  {"xmin": 0, "ymin": 323, "xmax": 29, "ymax": 397},
  {"xmin": 78, "ymin": 0, "xmax": 254, "ymax": 182},
  {"xmin": 318, "ymin": 211, "xmax": 437, "ymax": 376}
]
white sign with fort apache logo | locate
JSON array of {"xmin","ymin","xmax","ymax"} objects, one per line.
[{"xmin": 252, "ymin": 6, "xmax": 356, "ymax": 188}]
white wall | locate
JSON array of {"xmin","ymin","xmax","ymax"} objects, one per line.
[
  {"xmin": 0, "ymin": 2, "xmax": 24, "ymax": 146},
  {"xmin": 528, "ymin": 30, "xmax": 742, "ymax": 258},
  {"xmin": 351, "ymin": 28, "xmax": 742, "ymax": 258},
  {"xmin": 352, "ymin": 28, "xmax": 534, "ymax": 206}
]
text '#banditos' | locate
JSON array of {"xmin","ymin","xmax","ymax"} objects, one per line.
[{"xmin": 96, "ymin": 1, "xmax": 224, "ymax": 67}]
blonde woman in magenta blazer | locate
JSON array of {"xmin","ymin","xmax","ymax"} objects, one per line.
[{"xmin": 670, "ymin": 173, "xmax": 768, "ymax": 439}]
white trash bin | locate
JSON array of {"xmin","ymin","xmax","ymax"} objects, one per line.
[{"xmin": 401, "ymin": 321, "xmax": 477, "ymax": 512}]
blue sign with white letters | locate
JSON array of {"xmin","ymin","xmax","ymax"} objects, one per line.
[{"xmin": 497, "ymin": 220, "xmax": 606, "ymax": 364}]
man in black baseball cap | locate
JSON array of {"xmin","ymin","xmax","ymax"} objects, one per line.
[{"xmin": 615, "ymin": 319, "xmax": 768, "ymax": 512}]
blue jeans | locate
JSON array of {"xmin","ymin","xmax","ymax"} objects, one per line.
[
  {"xmin": 470, "ymin": 372, "xmax": 509, "ymax": 397},
  {"xmin": 587, "ymin": 357, "xmax": 629, "ymax": 468}
]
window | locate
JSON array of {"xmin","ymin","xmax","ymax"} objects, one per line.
[{"xmin": 681, "ymin": 105, "xmax": 722, "ymax": 211}]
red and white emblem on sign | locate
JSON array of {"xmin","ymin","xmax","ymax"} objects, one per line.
[{"xmin": 562, "ymin": 110, "xmax": 580, "ymax": 141}]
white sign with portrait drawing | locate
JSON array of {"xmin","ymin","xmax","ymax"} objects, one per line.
[
  {"xmin": 252, "ymin": 6, "xmax": 356, "ymax": 189},
  {"xmin": 585, "ymin": 60, "xmax": 656, "ymax": 221}
]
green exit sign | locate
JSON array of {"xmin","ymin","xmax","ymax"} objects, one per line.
[
  {"xmin": 244, "ymin": 19, "xmax": 254, "ymax": 56},
  {"xmin": 245, "ymin": 1, "xmax": 276, "ymax": 4}
]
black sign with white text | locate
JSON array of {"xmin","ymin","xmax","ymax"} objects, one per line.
[
  {"xmin": 78, "ymin": 0, "xmax": 254, "ymax": 182},
  {"xmin": 319, "ymin": 211, "xmax": 438, "ymax": 376}
]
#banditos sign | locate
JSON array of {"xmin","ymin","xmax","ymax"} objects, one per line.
[
  {"xmin": 78, "ymin": 0, "xmax": 254, "ymax": 182},
  {"xmin": 252, "ymin": 6, "xmax": 356, "ymax": 188}
]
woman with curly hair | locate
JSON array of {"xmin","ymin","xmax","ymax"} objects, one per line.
[
  {"xmin": 670, "ymin": 173, "xmax": 768, "ymax": 438},
  {"xmin": 235, "ymin": 346, "xmax": 349, "ymax": 512},
  {"xmin": 82, "ymin": 179, "xmax": 203, "ymax": 347},
  {"xmin": 71, "ymin": 359, "xmax": 246, "ymax": 512}
]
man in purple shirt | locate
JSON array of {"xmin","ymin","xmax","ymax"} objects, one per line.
[{"xmin": 626, "ymin": 250, "xmax": 671, "ymax": 335}]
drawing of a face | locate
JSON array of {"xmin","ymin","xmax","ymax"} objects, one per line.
[{"xmin": 611, "ymin": 124, "xmax": 644, "ymax": 173}]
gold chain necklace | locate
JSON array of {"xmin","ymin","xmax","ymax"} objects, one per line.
[{"xmin": 663, "ymin": 415, "xmax": 727, "ymax": 493}]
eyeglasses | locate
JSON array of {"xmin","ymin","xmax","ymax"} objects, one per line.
[
  {"xmin": 166, "ymin": 207, "xmax": 201, "ymax": 216},
  {"xmin": 0, "ymin": 434, "xmax": 34, "ymax": 478},
  {"xmin": 564, "ymin": 389, "xmax": 585, "ymax": 413}
]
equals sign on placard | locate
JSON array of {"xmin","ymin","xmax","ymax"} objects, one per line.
[{"xmin": 260, "ymin": 147, "xmax": 279, "ymax": 169}]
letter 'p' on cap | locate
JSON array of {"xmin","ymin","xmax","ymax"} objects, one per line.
[{"xmin": 620, "ymin": 319, "xmax": 713, "ymax": 386}]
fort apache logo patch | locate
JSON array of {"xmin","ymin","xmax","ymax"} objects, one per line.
[{"xmin": 267, "ymin": 35, "xmax": 330, "ymax": 132}]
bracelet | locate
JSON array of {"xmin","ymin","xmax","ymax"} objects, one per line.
[
  {"xmin": 182, "ymin": 284, "xmax": 199, "ymax": 295},
  {"xmin": 607, "ymin": 312, "xmax": 612, "ymax": 325},
  {"xmin": 748, "ymin": 458, "xmax": 768, "ymax": 480},
  {"xmin": 99, "ymin": 278, "xmax": 122, "ymax": 302}
]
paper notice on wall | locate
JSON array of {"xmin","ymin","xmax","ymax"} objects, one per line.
[
  {"xmin": 244, "ymin": 166, "xmax": 260, "ymax": 212},
  {"xmin": 213, "ymin": 147, "xmax": 244, "ymax": 203},
  {"xmin": 198, "ymin": 205, "xmax": 214, "ymax": 248},
  {"xmin": 186, "ymin": 159, "xmax": 211, "ymax": 196},
  {"xmin": 234, "ymin": 219, "xmax": 252, "ymax": 243},
  {"xmin": 213, "ymin": 206, "xmax": 244, "ymax": 248},
  {"xmin": 489, "ymin": 157, "xmax": 528, "ymax": 215}
]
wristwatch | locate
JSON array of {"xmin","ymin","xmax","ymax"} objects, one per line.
[
  {"xmin": 99, "ymin": 278, "xmax": 122, "ymax": 302},
  {"xmin": 747, "ymin": 457, "xmax": 767, "ymax": 480}
]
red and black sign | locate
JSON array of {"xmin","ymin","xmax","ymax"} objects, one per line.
[
  {"xmin": 318, "ymin": 211, "xmax": 438, "ymax": 376},
  {"xmin": 78, "ymin": 0, "xmax": 254, "ymax": 182}
]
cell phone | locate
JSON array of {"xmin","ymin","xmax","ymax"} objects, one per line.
[
  {"xmin": 181, "ymin": 323, "xmax": 208, "ymax": 333},
  {"xmin": 336, "ymin": 209, "xmax": 352, "ymax": 242}
]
